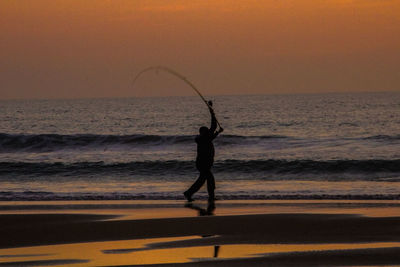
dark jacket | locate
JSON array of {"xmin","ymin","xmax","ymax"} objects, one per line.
[{"xmin": 195, "ymin": 111, "xmax": 219, "ymax": 169}]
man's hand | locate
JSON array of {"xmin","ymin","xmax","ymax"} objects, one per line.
[
  {"xmin": 218, "ymin": 127, "xmax": 224, "ymax": 133},
  {"xmin": 208, "ymin": 101, "xmax": 215, "ymax": 113}
]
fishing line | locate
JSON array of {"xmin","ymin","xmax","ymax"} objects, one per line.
[{"xmin": 132, "ymin": 66, "xmax": 222, "ymax": 128}]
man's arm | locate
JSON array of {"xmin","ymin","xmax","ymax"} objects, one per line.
[
  {"xmin": 209, "ymin": 107, "xmax": 217, "ymax": 134},
  {"xmin": 208, "ymin": 101, "xmax": 223, "ymax": 139}
]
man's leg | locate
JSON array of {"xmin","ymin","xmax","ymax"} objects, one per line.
[
  {"xmin": 185, "ymin": 171, "xmax": 207, "ymax": 199},
  {"xmin": 206, "ymin": 170, "xmax": 215, "ymax": 201}
]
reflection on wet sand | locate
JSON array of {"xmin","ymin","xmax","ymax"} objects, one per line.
[
  {"xmin": 2, "ymin": 200, "xmax": 400, "ymax": 265},
  {"xmin": 185, "ymin": 201, "xmax": 220, "ymax": 258},
  {"xmin": 185, "ymin": 201, "xmax": 215, "ymax": 217},
  {"xmin": 2, "ymin": 238, "xmax": 400, "ymax": 266}
]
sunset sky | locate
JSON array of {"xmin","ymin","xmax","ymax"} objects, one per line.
[{"xmin": 1, "ymin": 0, "xmax": 399, "ymax": 99}]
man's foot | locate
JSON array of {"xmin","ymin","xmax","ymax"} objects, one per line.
[{"xmin": 184, "ymin": 191, "xmax": 194, "ymax": 202}]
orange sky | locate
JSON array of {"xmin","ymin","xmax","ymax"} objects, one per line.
[{"xmin": 0, "ymin": 0, "xmax": 399, "ymax": 99}]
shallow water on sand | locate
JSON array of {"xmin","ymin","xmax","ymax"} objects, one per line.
[
  {"xmin": 1, "ymin": 236, "xmax": 400, "ymax": 266},
  {"xmin": 2, "ymin": 200, "xmax": 400, "ymax": 218},
  {"xmin": 2, "ymin": 200, "xmax": 400, "ymax": 266}
]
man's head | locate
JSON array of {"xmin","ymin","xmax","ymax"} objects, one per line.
[{"xmin": 199, "ymin": 126, "xmax": 209, "ymax": 136}]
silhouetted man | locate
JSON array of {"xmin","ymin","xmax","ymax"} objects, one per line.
[{"xmin": 184, "ymin": 102, "xmax": 223, "ymax": 202}]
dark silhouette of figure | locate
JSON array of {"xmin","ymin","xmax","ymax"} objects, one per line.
[{"xmin": 184, "ymin": 102, "xmax": 223, "ymax": 202}]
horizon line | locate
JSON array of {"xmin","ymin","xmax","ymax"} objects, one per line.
[{"xmin": 1, "ymin": 90, "xmax": 399, "ymax": 101}]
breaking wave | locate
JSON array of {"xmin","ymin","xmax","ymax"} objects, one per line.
[
  {"xmin": 0, "ymin": 133, "xmax": 287, "ymax": 152},
  {"xmin": 1, "ymin": 159, "xmax": 400, "ymax": 178},
  {"xmin": 1, "ymin": 191, "xmax": 400, "ymax": 201}
]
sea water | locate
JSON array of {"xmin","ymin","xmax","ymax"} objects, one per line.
[{"xmin": 1, "ymin": 92, "xmax": 400, "ymax": 200}]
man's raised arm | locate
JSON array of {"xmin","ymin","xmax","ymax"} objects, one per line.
[{"xmin": 209, "ymin": 107, "xmax": 217, "ymax": 134}]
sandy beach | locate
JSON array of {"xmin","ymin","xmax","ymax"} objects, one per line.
[{"xmin": 1, "ymin": 200, "xmax": 400, "ymax": 266}]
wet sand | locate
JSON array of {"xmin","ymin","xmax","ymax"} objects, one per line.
[{"xmin": 1, "ymin": 200, "xmax": 400, "ymax": 266}]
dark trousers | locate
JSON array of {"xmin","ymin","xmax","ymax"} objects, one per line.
[{"xmin": 186, "ymin": 165, "xmax": 215, "ymax": 199}]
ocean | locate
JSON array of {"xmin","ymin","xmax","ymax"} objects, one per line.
[{"xmin": 1, "ymin": 92, "xmax": 400, "ymax": 200}]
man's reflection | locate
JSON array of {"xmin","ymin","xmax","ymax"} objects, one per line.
[
  {"xmin": 185, "ymin": 201, "xmax": 215, "ymax": 216},
  {"xmin": 185, "ymin": 201, "xmax": 220, "ymax": 258}
]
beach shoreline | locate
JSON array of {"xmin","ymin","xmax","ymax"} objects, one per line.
[{"xmin": 1, "ymin": 200, "xmax": 400, "ymax": 266}]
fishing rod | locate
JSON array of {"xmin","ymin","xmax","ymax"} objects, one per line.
[{"xmin": 132, "ymin": 66, "xmax": 222, "ymax": 128}]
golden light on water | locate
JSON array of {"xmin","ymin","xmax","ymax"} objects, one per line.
[{"xmin": 1, "ymin": 237, "xmax": 400, "ymax": 266}]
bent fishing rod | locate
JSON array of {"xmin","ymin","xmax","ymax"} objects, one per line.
[{"xmin": 132, "ymin": 66, "xmax": 222, "ymax": 128}]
